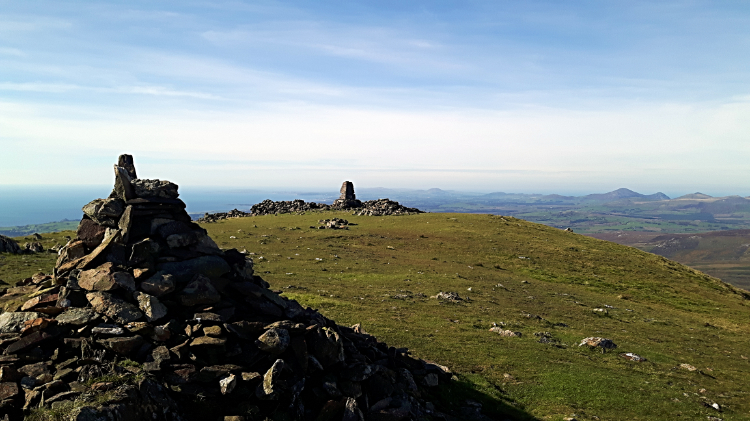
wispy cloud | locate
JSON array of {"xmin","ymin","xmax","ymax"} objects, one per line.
[{"xmin": 0, "ymin": 82, "xmax": 221, "ymax": 99}]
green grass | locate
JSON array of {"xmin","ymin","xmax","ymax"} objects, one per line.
[
  {"xmin": 0, "ymin": 231, "xmax": 74, "ymax": 289},
  {"xmin": 201, "ymin": 212, "xmax": 750, "ymax": 420},
  {"xmin": 0, "ymin": 220, "xmax": 79, "ymax": 237}
]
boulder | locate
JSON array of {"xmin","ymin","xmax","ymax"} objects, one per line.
[
  {"xmin": 0, "ymin": 235, "xmax": 22, "ymax": 254},
  {"xmin": 86, "ymin": 291, "xmax": 143, "ymax": 324}
]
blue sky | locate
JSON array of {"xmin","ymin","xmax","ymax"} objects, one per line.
[{"xmin": 1, "ymin": 1, "xmax": 749, "ymax": 195}]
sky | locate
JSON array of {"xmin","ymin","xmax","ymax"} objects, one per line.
[{"xmin": 1, "ymin": 1, "xmax": 749, "ymax": 196}]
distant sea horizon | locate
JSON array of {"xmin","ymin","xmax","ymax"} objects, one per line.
[{"xmin": 0, "ymin": 185, "xmax": 338, "ymax": 228}]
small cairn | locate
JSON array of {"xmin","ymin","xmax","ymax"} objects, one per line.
[{"xmin": 0, "ymin": 155, "xmax": 450, "ymax": 420}]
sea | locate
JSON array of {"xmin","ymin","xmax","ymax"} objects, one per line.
[{"xmin": 0, "ymin": 185, "xmax": 337, "ymax": 228}]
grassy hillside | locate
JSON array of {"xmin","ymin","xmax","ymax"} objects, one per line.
[
  {"xmin": 2, "ymin": 213, "xmax": 749, "ymax": 420},
  {"xmin": 198, "ymin": 212, "xmax": 750, "ymax": 420},
  {"xmin": 590, "ymin": 230, "xmax": 750, "ymax": 291}
]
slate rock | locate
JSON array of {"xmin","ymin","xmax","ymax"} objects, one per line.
[
  {"xmin": 86, "ymin": 291, "xmax": 143, "ymax": 324},
  {"xmin": 255, "ymin": 328, "xmax": 290, "ymax": 355},
  {"xmin": 77, "ymin": 218, "xmax": 107, "ymax": 249},
  {"xmin": 97, "ymin": 335, "xmax": 144, "ymax": 356},
  {"xmin": 78, "ymin": 263, "xmax": 119, "ymax": 291},
  {"xmin": 82, "ymin": 198, "xmax": 125, "ymax": 227},
  {"xmin": 178, "ymin": 275, "xmax": 221, "ymax": 307},
  {"xmin": 156, "ymin": 256, "xmax": 231, "ymax": 283},
  {"xmin": 134, "ymin": 292, "xmax": 168, "ymax": 322},
  {"xmin": 140, "ymin": 272, "xmax": 175, "ymax": 297},
  {"xmin": 258, "ymin": 359, "xmax": 292, "ymax": 400},
  {"xmin": 0, "ymin": 383, "xmax": 19, "ymax": 400}
]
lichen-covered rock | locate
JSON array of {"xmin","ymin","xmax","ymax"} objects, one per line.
[
  {"xmin": 86, "ymin": 291, "xmax": 143, "ymax": 324},
  {"xmin": 131, "ymin": 179, "xmax": 179, "ymax": 199}
]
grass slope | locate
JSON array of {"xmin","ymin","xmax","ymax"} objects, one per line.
[{"xmin": 2, "ymin": 213, "xmax": 749, "ymax": 420}]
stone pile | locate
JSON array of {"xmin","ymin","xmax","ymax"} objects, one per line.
[
  {"xmin": 331, "ymin": 182, "xmax": 361, "ymax": 209},
  {"xmin": 196, "ymin": 209, "xmax": 251, "ymax": 223},
  {"xmin": 353, "ymin": 199, "xmax": 423, "ymax": 217},
  {"xmin": 0, "ymin": 236, "xmax": 21, "ymax": 254},
  {"xmin": 0, "ymin": 156, "xmax": 450, "ymax": 421},
  {"xmin": 250, "ymin": 199, "xmax": 330, "ymax": 216}
]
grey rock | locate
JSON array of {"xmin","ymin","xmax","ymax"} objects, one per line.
[
  {"xmin": 219, "ymin": 373, "xmax": 237, "ymax": 395},
  {"xmin": 97, "ymin": 335, "xmax": 144, "ymax": 355},
  {"xmin": 140, "ymin": 272, "xmax": 175, "ymax": 297},
  {"xmin": 178, "ymin": 274, "xmax": 221, "ymax": 307},
  {"xmin": 86, "ymin": 291, "xmax": 143, "ymax": 324},
  {"xmin": 131, "ymin": 179, "xmax": 179, "ymax": 199},
  {"xmin": 156, "ymin": 255, "xmax": 231, "ymax": 283},
  {"xmin": 77, "ymin": 218, "xmax": 107, "ymax": 248},
  {"xmin": 118, "ymin": 154, "xmax": 137, "ymax": 179},
  {"xmin": 0, "ymin": 235, "xmax": 22, "ymax": 254},
  {"xmin": 56, "ymin": 308, "xmax": 98, "ymax": 326},
  {"xmin": 255, "ymin": 328, "xmax": 290, "ymax": 355},
  {"xmin": 134, "ymin": 291, "xmax": 168, "ymax": 322},
  {"xmin": 111, "ymin": 164, "xmax": 135, "ymax": 201},
  {"xmin": 82, "ymin": 198, "xmax": 125, "ymax": 227},
  {"xmin": 258, "ymin": 359, "xmax": 292, "ymax": 400},
  {"xmin": 0, "ymin": 312, "xmax": 43, "ymax": 333}
]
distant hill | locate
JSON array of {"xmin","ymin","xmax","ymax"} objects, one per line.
[
  {"xmin": 583, "ymin": 188, "xmax": 670, "ymax": 202},
  {"xmin": 675, "ymin": 192, "xmax": 713, "ymax": 199}
]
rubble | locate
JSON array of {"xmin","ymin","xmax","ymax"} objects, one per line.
[
  {"xmin": 316, "ymin": 218, "xmax": 350, "ymax": 230},
  {"xmin": 352, "ymin": 199, "xmax": 423, "ymax": 216},
  {"xmin": 196, "ymin": 209, "xmax": 252, "ymax": 223},
  {"xmin": 251, "ymin": 199, "xmax": 330, "ymax": 216},
  {"xmin": 0, "ymin": 155, "xmax": 450, "ymax": 420}
]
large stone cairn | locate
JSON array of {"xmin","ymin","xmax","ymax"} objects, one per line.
[
  {"xmin": 331, "ymin": 181, "xmax": 362, "ymax": 209},
  {"xmin": 0, "ymin": 155, "xmax": 450, "ymax": 420}
]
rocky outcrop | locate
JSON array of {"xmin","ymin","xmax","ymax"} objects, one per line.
[
  {"xmin": 0, "ymin": 155, "xmax": 449, "ymax": 420},
  {"xmin": 0, "ymin": 236, "xmax": 21, "ymax": 254}
]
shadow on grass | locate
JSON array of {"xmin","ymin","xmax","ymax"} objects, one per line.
[{"xmin": 429, "ymin": 374, "xmax": 540, "ymax": 421}]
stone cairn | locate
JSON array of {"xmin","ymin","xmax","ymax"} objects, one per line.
[
  {"xmin": 196, "ymin": 209, "xmax": 252, "ymax": 223},
  {"xmin": 0, "ymin": 155, "xmax": 450, "ymax": 421},
  {"xmin": 195, "ymin": 181, "xmax": 423, "ymax": 221},
  {"xmin": 249, "ymin": 200, "xmax": 330, "ymax": 217},
  {"xmin": 352, "ymin": 199, "xmax": 422, "ymax": 217},
  {"xmin": 331, "ymin": 182, "xmax": 362, "ymax": 209}
]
